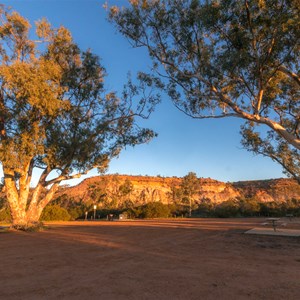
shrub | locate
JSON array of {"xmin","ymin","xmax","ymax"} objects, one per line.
[
  {"xmin": 124, "ymin": 202, "xmax": 172, "ymax": 219},
  {"xmin": 0, "ymin": 207, "xmax": 11, "ymax": 223},
  {"xmin": 195, "ymin": 198, "xmax": 216, "ymax": 217},
  {"xmin": 281, "ymin": 199, "xmax": 300, "ymax": 217},
  {"xmin": 214, "ymin": 200, "xmax": 240, "ymax": 218},
  {"xmin": 259, "ymin": 202, "xmax": 282, "ymax": 217},
  {"xmin": 124, "ymin": 207, "xmax": 141, "ymax": 219},
  {"xmin": 41, "ymin": 205, "xmax": 71, "ymax": 221},
  {"xmin": 140, "ymin": 202, "xmax": 171, "ymax": 218},
  {"xmin": 168, "ymin": 203, "xmax": 186, "ymax": 217},
  {"xmin": 67, "ymin": 206, "xmax": 86, "ymax": 220},
  {"xmin": 238, "ymin": 198, "xmax": 260, "ymax": 216}
]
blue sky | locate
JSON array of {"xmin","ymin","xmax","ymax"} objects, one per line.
[{"xmin": 1, "ymin": 0, "xmax": 286, "ymax": 183}]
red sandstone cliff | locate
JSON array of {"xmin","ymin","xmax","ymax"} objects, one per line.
[{"xmin": 56, "ymin": 175, "xmax": 300, "ymax": 205}]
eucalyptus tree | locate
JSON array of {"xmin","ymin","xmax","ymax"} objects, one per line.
[
  {"xmin": 0, "ymin": 7, "xmax": 158, "ymax": 229},
  {"xmin": 180, "ymin": 172, "xmax": 199, "ymax": 216},
  {"xmin": 109, "ymin": 0, "xmax": 300, "ymax": 181}
]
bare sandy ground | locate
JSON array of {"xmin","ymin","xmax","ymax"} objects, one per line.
[{"xmin": 0, "ymin": 218, "xmax": 300, "ymax": 300}]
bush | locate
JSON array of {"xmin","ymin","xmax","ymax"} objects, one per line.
[
  {"xmin": 41, "ymin": 205, "xmax": 71, "ymax": 221},
  {"xmin": 214, "ymin": 200, "xmax": 240, "ymax": 218},
  {"xmin": 285, "ymin": 199, "xmax": 300, "ymax": 217},
  {"xmin": 0, "ymin": 207, "xmax": 11, "ymax": 223},
  {"xmin": 168, "ymin": 203, "xmax": 186, "ymax": 217},
  {"xmin": 195, "ymin": 198, "xmax": 216, "ymax": 217},
  {"xmin": 68, "ymin": 206, "xmax": 85, "ymax": 220},
  {"xmin": 238, "ymin": 198, "xmax": 260, "ymax": 217},
  {"xmin": 140, "ymin": 202, "xmax": 172, "ymax": 218},
  {"xmin": 124, "ymin": 207, "xmax": 141, "ymax": 219},
  {"xmin": 124, "ymin": 202, "xmax": 172, "ymax": 219},
  {"xmin": 259, "ymin": 202, "xmax": 281, "ymax": 217}
]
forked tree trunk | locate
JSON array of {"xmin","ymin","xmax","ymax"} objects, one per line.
[
  {"xmin": 8, "ymin": 200, "xmax": 44, "ymax": 229},
  {"xmin": 4, "ymin": 166, "xmax": 59, "ymax": 230},
  {"xmin": 5, "ymin": 180, "xmax": 58, "ymax": 230}
]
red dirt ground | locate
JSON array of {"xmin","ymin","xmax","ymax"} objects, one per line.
[{"xmin": 1, "ymin": 218, "xmax": 300, "ymax": 300}]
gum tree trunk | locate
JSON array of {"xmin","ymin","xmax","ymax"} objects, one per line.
[
  {"xmin": 7, "ymin": 197, "xmax": 46, "ymax": 230},
  {"xmin": 4, "ymin": 170, "xmax": 59, "ymax": 230},
  {"xmin": 7, "ymin": 197, "xmax": 44, "ymax": 230}
]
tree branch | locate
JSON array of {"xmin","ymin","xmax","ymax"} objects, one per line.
[{"xmin": 278, "ymin": 66, "xmax": 300, "ymax": 86}]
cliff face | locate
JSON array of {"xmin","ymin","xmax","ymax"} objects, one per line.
[
  {"xmin": 118, "ymin": 177, "xmax": 240, "ymax": 204},
  {"xmin": 233, "ymin": 178, "xmax": 300, "ymax": 202},
  {"xmin": 57, "ymin": 175, "xmax": 300, "ymax": 206}
]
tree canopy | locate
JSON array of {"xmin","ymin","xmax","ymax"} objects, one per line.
[
  {"xmin": 109, "ymin": 0, "xmax": 300, "ymax": 182},
  {"xmin": 0, "ymin": 6, "xmax": 158, "ymax": 229}
]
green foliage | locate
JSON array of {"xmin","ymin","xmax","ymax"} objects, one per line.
[
  {"xmin": 68, "ymin": 206, "xmax": 85, "ymax": 220},
  {"xmin": 87, "ymin": 183, "xmax": 106, "ymax": 203},
  {"xmin": 259, "ymin": 202, "xmax": 282, "ymax": 217},
  {"xmin": 168, "ymin": 203, "xmax": 188, "ymax": 217},
  {"xmin": 238, "ymin": 197, "xmax": 261, "ymax": 217},
  {"xmin": 140, "ymin": 202, "xmax": 171, "ymax": 218},
  {"xmin": 194, "ymin": 197, "xmax": 300, "ymax": 218},
  {"xmin": 0, "ymin": 207, "xmax": 11, "ymax": 222},
  {"xmin": 168, "ymin": 180, "xmax": 183, "ymax": 204},
  {"xmin": 195, "ymin": 198, "xmax": 216, "ymax": 217},
  {"xmin": 180, "ymin": 172, "xmax": 199, "ymax": 216},
  {"xmin": 40, "ymin": 205, "xmax": 71, "ymax": 221},
  {"xmin": 0, "ymin": 196, "xmax": 11, "ymax": 222},
  {"xmin": 214, "ymin": 200, "xmax": 240, "ymax": 218},
  {"xmin": 258, "ymin": 200, "xmax": 300, "ymax": 217},
  {"xmin": 125, "ymin": 202, "xmax": 172, "ymax": 219},
  {"xmin": 119, "ymin": 179, "xmax": 133, "ymax": 197},
  {"xmin": 0, "ymin": 196, "xmax": 6, "ymax": 209},
  {"xmin": 181, "ymin": 172, "xmax": 199, "ymax": 197},
  {"xmin": 124, "ymin": 207, "xmax": 141, "ymax": 219},
  {"xmin": 52, "ymin": 194, "xmax": 86, "ymax": 220},
  {"xmin": 110, "ymin": 0, "xmax": 300, "ymax": 181}
]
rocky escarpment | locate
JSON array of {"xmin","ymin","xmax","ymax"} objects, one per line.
[
  {"xmin": 233, "ymin": 178, "xmax": 300, "ymax": 202},
  {"xmin": 56, "ymin": 175, "xmax": 300, "ymax": 206}
]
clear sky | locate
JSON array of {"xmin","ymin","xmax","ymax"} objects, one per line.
[{"xmin": 1, "ymin": 0, "xmax": 286, "ymax": 183}]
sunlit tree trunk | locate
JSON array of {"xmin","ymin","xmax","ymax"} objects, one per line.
[
  {"xmin": 6, "ymin": 191, "xmax": 42, "ymax": 229},
  {"xmin": 7, "ymin": 192, "xmax": 53, "ymax": 229},
  {"xmin": 4, "ymin": 171, "xmax": 27, "ymax": 227},
  {"xmin": 4, "ymin": 165, "xmax": 59, "ymax": 229}
]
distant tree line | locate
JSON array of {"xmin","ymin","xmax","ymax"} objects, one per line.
[
  {"xmin": 196, "ymin": 198, "xmax": 300, "ymax": 218},
  {"xmin": 2, "ymin": 195, "xmax": 300, "ymax": 222}
]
